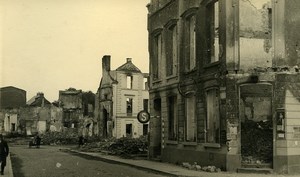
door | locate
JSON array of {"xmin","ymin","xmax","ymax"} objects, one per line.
[{"xmin": 240, "ymin": 84, "xmax": 273, "ymax": 168}]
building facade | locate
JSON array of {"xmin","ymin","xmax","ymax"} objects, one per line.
[
  {"xmin": 0, "ymin": 86, "xmax": 26, "ymax": 109},
  {"xmin": 95, "ymin": 56, "xmax": 149, "ymax": 138},
  {"xmin": 148, "ymin": 0, "xmax": 300, "ymax": 174}
]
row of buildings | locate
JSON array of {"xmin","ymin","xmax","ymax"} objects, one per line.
[
  {"xmin": 0, "ymin": 58, "xmax": 149, "ymax": 139},
  {"xmin": 145, "ymin": 0, "xmax": 300, "ymax": 174},
  {"xmin": 1, "ymin": 0, "xmax": 300, "ymax": 174}
]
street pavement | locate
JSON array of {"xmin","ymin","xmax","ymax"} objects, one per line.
[
  {"xmin": 67, "ymin": 149, "xmax": 300, "ymax": 177},
  {"xmin": 4, "ymin": 147, "xmax": 300, "ymax": 177}
]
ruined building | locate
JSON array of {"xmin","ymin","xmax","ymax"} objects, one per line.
[
  {"xmin": 95, "ymin": 56, "xmax": 149, "ymax": 138},
  {"xmin": 0, "ymin": 86, "xmax": 26, "ymax": 134},
  {"xmin": 148, "ymin": 0, "xmax": 300, "ymax": 174}
]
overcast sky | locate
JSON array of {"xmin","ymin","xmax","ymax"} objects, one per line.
[{"xmin": 0, "ymin": 0, "xmax": 150, "ymax": 102}]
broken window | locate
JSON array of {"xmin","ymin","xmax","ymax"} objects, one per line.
[
  {"xmin": 239, "ymin": 0, "xmax": 272, "ymax": 69},
  {"xmin": 143, "ymin": 99, "xmax": 149, "ymax": 111},
  {"xmin": 206, "ymin": 88, "xmax": 220, "ymax": 143},
  {"xmin": 143, "ymin": 124, "xmax": 149, "ymax": 136},
  {"xmin": 126, "ymin": 98, "xmax": 133, "ymax": 115},
  {"xmin": 185, "ymin": 15, "xmax": 196, "ymax": 71},
  {"xmin": 168, "ymin": 96, "xmax": 178, "ymax": 140},
  {"xmin": 126, "ymin": 124, "xmax": 133, "ymax": 137},
  {"xmin": 143, "ymin": 77, "xmax": 148, "ymax": 90},
  {"xmin": 186, "ymin": 95, "xmax": 196, "ymax": 142},
  {"xmin": 126, "ymin": 75, "xmax": 133, "ymax": 89},
  {"xmin": 207, "ymin": 1, "xmax": 219, "ymax": 63},
  {"xmin": 166, "ymin": 24, "xmax": 177, "ymax": 76},
  {"xmin": 153, "ymin": 33, "xmax": 162, "ymax": 80}
]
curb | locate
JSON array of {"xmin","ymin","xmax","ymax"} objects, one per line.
[
  {"xmin": 6, "ymin": 154, "xmax": 14, "ymax": 177},
  {"xmin": 68, "ymin": 150, "xmax": 177, "ymax": 177}
]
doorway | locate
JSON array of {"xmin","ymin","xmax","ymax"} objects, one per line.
[{"xmin": 240, "ymin": 84, "xmax": 273, "ymax": 168}]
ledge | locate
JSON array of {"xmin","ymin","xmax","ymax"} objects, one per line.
[
  {"xmin": 166, "ymin": 140, "xmax": 178, "ymax": 145},
  {"xmin": 203, "ymin": 143, "xmax": 221, "ymax": 149},
  {"xmin": 182, "ymin": 142, "xmax": 197, "ymax": 146}
]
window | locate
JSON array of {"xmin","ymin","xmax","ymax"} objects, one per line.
[
  {"xmin": 206, "ymin": 89, "xmax": 220, "ymax": 143},
  {"xmin": 153, "ymin": 33, "xmax": 162, "ymax": 79},
  {"xmin": 126, "ymin": 98, "xmax": 133, "ymax": 115},
  {"xmin": 126, "ymin": 75, "xmax": 133, "ymax": 89},
  {"xmin": 11, "ymin": 123, "xmax": 16, "ymax": 131},
  {"xmin": 143, "ymin": 99, "xmax": 149, "ymax": 111},
  {"xmin": 143, "ymin": 124, "xmax": 149, "ymax": 136},
  {"xmin": 166, "ymin": 25, "xmax": 177, "ymax": 76},
  {"xmin": 126, "ymin": 124, "xmax": 132, "ymax": 137},
  {"xmin": 186, "ymin": 95, "xmax": 196, "ymax": 141},
  {"xmin": 168, "ymin": 96, "xmax": 177, "ymax": 140},
  {"xmin": 207, "ymin": 1, "xmax": 219, "ymax": 63},
  {"xmin": 143, "ymin": 77, "xmax": 148, "ymax": 90},
  {"xmin": 185, "ymin": 15, "xmax": 196, "ymax": 71}
]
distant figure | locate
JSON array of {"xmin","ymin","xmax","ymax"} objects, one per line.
[
  {"xmin": 35, "ymin": 135, "xmax": 41, "ymax": 148},
  {"xmin": 0, "ymin": 134, "xmax": 9, "ymax": 175},
  {"xmin": 78, "ymin": 135, "xmax": 84, "ymax": 147}
]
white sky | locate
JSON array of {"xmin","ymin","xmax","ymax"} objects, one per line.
[{"xmin": 0, "ymin": 0, "xmax": 150, "ymax": 102}]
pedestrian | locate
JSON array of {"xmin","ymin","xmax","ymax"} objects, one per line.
[
  {"xmin": 35, "ymin": 135, "xmax": 41, "ymax": 148},
  {"xmin": 78, "ymin": 135, "xmax": 84, "ymax": 147},
  {"xmin": 0, "ymin": 134, "xmax": 9, "ymax": 175}
]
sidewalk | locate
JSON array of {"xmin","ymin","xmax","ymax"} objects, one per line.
[
  {"xmin": 68, "ymin": 149, "xmax": 295, "ymax": 177},
  {"xmin": 3, "ymin": 154, "xmax": 14, "ymax": 177}
]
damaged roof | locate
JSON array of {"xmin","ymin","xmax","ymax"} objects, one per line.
[{"xmin": 116, "ymin": 58, "xmax": 141, "ymax": 73}]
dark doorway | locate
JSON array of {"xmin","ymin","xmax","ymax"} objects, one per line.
[
  {"xmin": 152, "ymin": 98, "xmax": 162, "ymax": 158},
  {"xmin": 103, "ymin": 108, "xmax": 108, "ymax": 137},
  {"xmin": 240, "ymin": 84, "xmax": 273, "ymax": 168}
]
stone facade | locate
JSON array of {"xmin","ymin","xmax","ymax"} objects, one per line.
[
  {"xmin": 95, "ymin": 56, "xmax": 149, "ymax": 138},
  {"xmin": 148, "ymin": 0, "xmax": 300, "ymax": 174}
]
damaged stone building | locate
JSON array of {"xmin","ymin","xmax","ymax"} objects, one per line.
[
  {"xmin": 147, "ymin": 0, "xmax": 300, "ymax": 174},
  {"xmin": 59, "ymin": 88, "xmax": 96, "ymax": 136},
  {"xmin": 95, "ymin": 56, "xmax": 149, "ymax": 138}
]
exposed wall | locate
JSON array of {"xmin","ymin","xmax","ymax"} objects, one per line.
[{"xmin": 0, "ymin": 87, "xmax": 26, "ymax": 109}]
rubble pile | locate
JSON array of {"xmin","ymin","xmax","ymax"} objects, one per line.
[
  {"xmin": 81, "ymin": 136, "xmax": 148, "ymax": 158},
  {"xmin": 41, "ymin": 129, "xmax": 79, "ymax": 145},
  {"xmin": 182, "ymin": 162, "xmax": 221, "ymax": 173}
]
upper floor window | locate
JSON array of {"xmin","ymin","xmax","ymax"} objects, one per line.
[
  {"xmin": 207, "ymin": 1, "xmax": 219, "ymax": 63},
  {"xmin": 206, "ymin": 88, "xmax": 220, "ymax": 143},
  {"xmin": 126, "ymin": 75, "xmax": 133, "ymax": 89},
  {"xmin": 153, "ymin": 33, "xmax": 162, "ymax": 80},
  {"xmin": 185, "ymin": 15, "xmax": 196, "ymax": 71},
  {"xmin": 166, "ymin": 23, "xmax": 178, "ymax": 76},
  {"xmin": 126, "ymin": 98, "xmax": 133, "ymax": 115},
  {"xmin": 143, "ymin": 77, "xmax": 148, "ymax": 90}
]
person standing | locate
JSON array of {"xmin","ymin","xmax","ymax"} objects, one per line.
[{"xmin": 0, "ymin": 134, "xmax": 9, "ymax": 175}]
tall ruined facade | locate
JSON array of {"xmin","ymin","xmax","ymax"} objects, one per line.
[
  {"xmin": 148, "ymin": 0, "xmax": 300, "ymax": 174},
  {"xmin": 95, "ymin": 56, "xmax": 149, "ymax": 138}
]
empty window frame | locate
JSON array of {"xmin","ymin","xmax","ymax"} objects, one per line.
[
  {"xmin": 206, "ymin": 88, "xmax": 220, "ymax": 143},
  {"xmin": 126, "ymin": 98, "xmax": 133, "ymax": 115},
  {"xmin": 126, "ymin": 75, "xmax": 133, "ymax": 89},
  {"xmin": 185, "ymin": 15, "xmax": 196, "ymax": 71},
  {"xmin": 186, "ymin": 95, "xmax": 196, "ymax": 142},
  {"xmin": 126, "ymin": 124, "xmax": 133, "ymax": 137},
  {"xmin": 166, "ymin": 24, "xmax": 178, "ymax": 76},
  {"xmin": 168, "ymin": 96, "xmax": 178, "ymax": 140},
  {"xmin": 143, "ymin": 77, "xmax": 148, "ymax": 90},
  {"xmin": 206, "ymin": 1, "xmax": 220, "ymax": 63},
  {"xmin": 153, "ymin": 33, "xmax": 162, "ymax": 80},
  {"xmin": 143, "ymin": 124, "xmax": 149, "ymax": 136},
  {"xmin": 143, "ymin": 99, "xmax": 149, "ymax": 111}
]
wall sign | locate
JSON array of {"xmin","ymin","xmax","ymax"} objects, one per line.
[
  {"xmin": 276, "ymin": 108, "xmax": 285, "ymax": 139},
  {"xmin": 137, "ymin": 110, "xmax": 150, "ymax": 124}
]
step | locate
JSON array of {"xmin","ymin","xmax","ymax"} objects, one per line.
[{"xmin": 237, "ymin": 167, "xmax": 273, "ymax": 174}]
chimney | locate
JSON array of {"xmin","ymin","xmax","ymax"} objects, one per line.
[
  {"xmin": 102, "ymin": 55, "xmax": 111, "ymax": 71},
  {"xmin": 126, "ymin": 58, "xmax": 132, "ymax": 63}
]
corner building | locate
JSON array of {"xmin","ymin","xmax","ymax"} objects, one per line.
[{"xmin": 147, "ymin": 0, "xmax": 300, "ymax": 174}]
